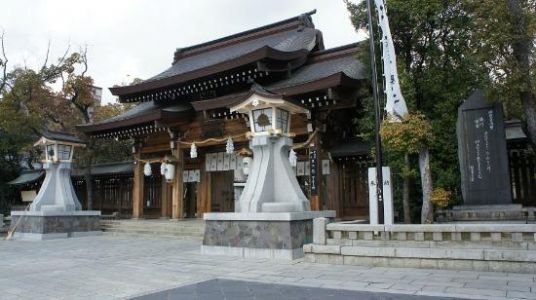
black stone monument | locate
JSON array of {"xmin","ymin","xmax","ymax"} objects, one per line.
[{"xmin": 457, "ymin": 90, "xmax": 512, "ymax": 205}]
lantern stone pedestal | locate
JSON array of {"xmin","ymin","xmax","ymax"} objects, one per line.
[
  {"xmin": 8, "ymin": 132, "xmax": 101, "ymax": 240},
  {"xmin": 202, "ymin": 211, "xmax": 334, "ymax": 259},
  {"xmin": 9, "ymin": 210, "xmax": 101, "ymax": 240}
]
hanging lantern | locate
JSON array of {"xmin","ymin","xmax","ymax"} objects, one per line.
[
  {"xmin": 160, "ymin": 162, "xmax": 167, "ymax": 175},
  {"xmin": 242, "ymin": 157, "xmax": 253, "ymax": 175},
  {"xmin": 226, "ymin": 137, "xmax": 234, "ymax": 154},
  {"xmin": 190, "ymin": 142, "xmax": 197, "ymax": 158},
  {"xmin": 289, "ymin": 149, "xmax": 297, "ymax": 167},
  {"xmin": 164, "ymin": 163, "xmax": 175, "ymax": 182},
  {"xmin": 143, "ymin": 162, "xmax": 152, "ymax": 176}
]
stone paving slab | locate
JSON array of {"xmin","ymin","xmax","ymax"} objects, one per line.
[
  {"xmin": 130, "ymin": 279, "xmax": 468, "ymax": 300},
  {"xmin": 0, "ymin": 234, "xmax": 534, "ymax": 300}
]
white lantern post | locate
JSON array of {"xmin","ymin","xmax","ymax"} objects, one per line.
[
  {"xmin": 229, "ymin": 86, "xmax": 311, "ymax": 213},
  {"xmin": 9, "ymin": 130, "xmax": 101, "ymax": 240}
]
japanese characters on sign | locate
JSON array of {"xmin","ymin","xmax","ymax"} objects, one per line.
[{"xmin": 309, "ymin": 146, "xmax": 318, "ymax": 196}]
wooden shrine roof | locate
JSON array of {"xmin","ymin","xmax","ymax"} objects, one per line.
[
  {"xmin": 191, "ymin": 43, "xmax": 366, "ymax": 111},
  {"xmin": 80, "ymin": 42, "xmax": 365, "ymax": 138},
  {"xmin": 77, "ymin": 102, "xmax": 192, "ymax": 136},
  {"xmin": 110, "ymin": 11, "xmax": 322, "ymax": 99}
]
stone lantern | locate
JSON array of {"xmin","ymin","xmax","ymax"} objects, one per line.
[
  {"xmin": 201, "ymin": 85, "xmax": 334, "ymax": 260},
  {"xmin": 30, "ymin": 132, "xmax": 85, "ymax": 212},
  {"xmin": 230, "ymin": 85, "xmax": 311, "ymax": 213},
  {"xmin": 8, "ymin": 131, "xmax": 101, "ymax": 240}
]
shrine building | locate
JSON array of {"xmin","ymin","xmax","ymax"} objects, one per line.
[{"xmin": 77, "ymin": 11, "xmax": 373, "ymax": 220}]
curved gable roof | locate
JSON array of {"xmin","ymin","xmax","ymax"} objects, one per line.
[{"xmin": 109, "ymin": 11, "xmax": 322, "ymax": 98}]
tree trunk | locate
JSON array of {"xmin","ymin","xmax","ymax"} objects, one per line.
[
  {"xmin": 403, "ymin": 153, "xmax": 411, "ymax": 224},
  {"xmin": 521, "ymin": 92, "xmax": 536, "ymax": 145},
  {"xmin": 419, "ymin": 146, "xmax": 433, "ymax": 223},
  {"xmin": 507, "ymin": 0, "xmax": 536, "ymax": 145}
]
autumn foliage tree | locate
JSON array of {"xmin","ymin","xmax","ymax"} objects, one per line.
[
  {"xmin": 0, "ymin": 35, "xmax": 131, "ymax": 213},
  {"xmin": 381, "ymin": 113, "xmax": 434, "ymax": 223}
]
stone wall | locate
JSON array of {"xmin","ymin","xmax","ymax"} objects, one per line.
[{"xmin": 304, "ymin": 218, "xmax": 536, "ymax": 273}]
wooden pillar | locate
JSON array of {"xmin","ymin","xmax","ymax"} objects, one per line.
[
  {"xmin": 309, "ymin": 133, "xmax": 324, "ymax": 211},
  {"xmin": 132, "ymin": 153, "xmax": 144, "ymax": 219},
  {"xmin": 171, "ymin": 147, "xmax": 184, "ymax": 219},
  {"xmin": 196, "ymin": 165, "xmax": 207, "ymax": 218},
  {"xmin": 161, "ymin": 177, "xmax": 171, "ymax": 218}
]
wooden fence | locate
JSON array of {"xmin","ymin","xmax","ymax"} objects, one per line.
[{"xmin": 509, "ymin": 148, "xmax": 536, "ymax": 207}]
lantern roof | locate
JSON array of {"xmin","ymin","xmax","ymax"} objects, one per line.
[
  {"xmin": 34, "ymin": 130, "xmax": 86, "ymax": 147},
  {"xmin": 230, "ymin": 84, "xmax": 308, "ymax": 115}
]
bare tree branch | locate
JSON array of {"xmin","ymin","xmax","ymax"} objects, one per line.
[
  {"xmin": 79, "ymin": 45, "xmax": 88, "ymax": 77},
  {"xmin": 41, "ymin": 40, "xmax": 51, "ymax": 72},
  {"xmin": 0, "ymin": 30, "xmax": 9, "ymax": 94}
]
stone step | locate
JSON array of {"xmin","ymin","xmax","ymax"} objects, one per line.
[
  {"xmin": 101, "ymin": 222, "xmax": 204, "ymax": 229},
  {"xmin": 102, "ymin": 228, "xmax": 204, "ymax": 236},
  {"xmin": 99, "ymin": 219, "xmax": 205, "ymax": 239},
  {"xmin": 101, "ymin": 225, "xmax": 204, "ymax": 233},
  {"xmin": 104, "ymin": 230, "xmax": 203, "ymax": 240},
  {"xmin": 101, "ymin": 220, "xmax": 204, "ymax": 227},
  {"xmin": 326, "ymin": 238, "xmax": 535, "ymax": 250},
  {"xmin": 306, "ymin": 244, "xmax": 536, "ymax": 263},
  {"xmin": 101, "ymin": 221, "xmax": 204, "ymax": 227},
  {"xmin": 103, "ymin": 227, "xmax": 204, "ymax": 236}
]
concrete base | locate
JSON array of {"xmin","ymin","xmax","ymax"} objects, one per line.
[
  {"xmin": 9, "ymin": 210, "xmax": 101, "ymax": 241},
  {"xmin": 202, "ymin": 211, "xmax": 335, "ymax": 260},
  {"xmin": 436, "ymin": 204, "xmax": 529, "ymax": 222}
]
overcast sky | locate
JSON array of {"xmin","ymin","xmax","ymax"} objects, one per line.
[{"xmin": 0, "ymin": 0, "xmax": 364, "ymax": 103}]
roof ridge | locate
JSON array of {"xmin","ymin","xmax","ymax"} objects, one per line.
[{"xmin": 173, "ymin": 10, "xmax": 317, "ymax": 62}]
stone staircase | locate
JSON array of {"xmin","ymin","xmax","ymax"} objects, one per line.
[{"xmin": 101, "ymin": 219, "xmax": 205, "ymax": 240}]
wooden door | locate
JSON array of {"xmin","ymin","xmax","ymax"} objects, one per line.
[
  {"xmin": 184, "ymin": 182, "xmax": 198, "ymax": 218},
  {"xmin": 210, "ymin": 171, "xmax": 235, "ymax": 212},
  {"xmin": 339, "ymin": 162, "xmax": 369, "ymax": 218}
]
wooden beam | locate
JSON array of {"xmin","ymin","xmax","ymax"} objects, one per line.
[
  {"xmin": 171, "ymin": 146, "xmax": 184, "ymax": 219},
  {"xmin": 132, "ymin": 153, "xmax": 144, "ymax": 219}
]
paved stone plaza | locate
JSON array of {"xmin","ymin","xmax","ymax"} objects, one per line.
[{"xmin": 0, "ymin": 234, "xmax": 535, "ymax": 300}]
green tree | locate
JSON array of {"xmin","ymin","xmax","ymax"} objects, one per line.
[
  {"xmin": 346, "ymin": 0, "xmax": 484, "ymax": 222},
  {"xmin": 467, "ymin": 0, "xmax": 536, "ymax": 142}
]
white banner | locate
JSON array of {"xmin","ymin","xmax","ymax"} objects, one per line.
[{"xmin": 374, "ymin": 0, "xmax": 408, "ymax": 121}]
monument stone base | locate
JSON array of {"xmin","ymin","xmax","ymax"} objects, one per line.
[
  {"xmin": 9, "ymin": 210, "xmax": 101, "ymax": 240},
  {"xmin": 436, "ymin": 204, "xmax": 533, "ymax": 223},
  {"xmin": 202, "ymin": 211, "xmax": 335, "ymax": 260}
]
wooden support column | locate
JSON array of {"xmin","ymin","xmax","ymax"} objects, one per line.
[
  {"xmin": 132, "ymin": 153, "xmax": 144, "ymax": 219},
  {"xmin": 196, "ymin": 165, "xmax": 209, "ymax": 218},
  {"xmin": 171, "ymin": 146, "xmax": 184, "ymax": 219},
  {"xmin": 317, "ymin": 134, "xmax": 327, "ymax": 211},
  {"xmin": 161, "ymin": 177, "xmax": 171, "ymax": 218},
  {"xmin": 309, "ymin": 133, "xmax": 323, "ymax": 211}
]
